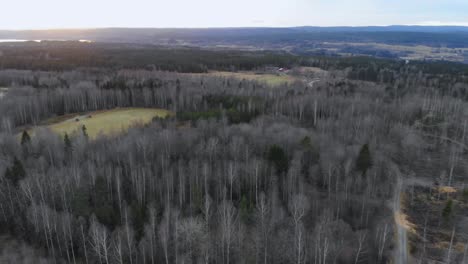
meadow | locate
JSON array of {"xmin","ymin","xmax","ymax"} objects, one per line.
[
  {"xmin": 201, "ymin": 71, "xmax": 301, "ymax": 86},
  {"xmin": 33, "ymin": 108, "xmax": 171, "ymax": 139}
]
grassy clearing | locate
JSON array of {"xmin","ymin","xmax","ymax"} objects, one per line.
[
  {"xmin": 202, "ymin": 71, "xmax": 300, "ymax": 86},
  {"xmin": 33, "ymin": 108, "xmax": 172, "ymax": 139},
  {"xmin": 296, "ymin": 67, "xmax": 328, "ymax": 74}
]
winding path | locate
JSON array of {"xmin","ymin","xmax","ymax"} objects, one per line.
[
  {"xmin": 307, "ymin": 78, "xmax": 320, "ymax": 87},
  {"xmin": 393, "ymin": 176, "xmax": 408, "ymax": 264}
]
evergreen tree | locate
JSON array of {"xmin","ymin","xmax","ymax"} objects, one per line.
[
  {"xmin": 20, "ymin": 130, "xmax": 31, "ymax": 145},
  {"xmin": 267, "ymin": 145, "xmax": 289, "ymax": 174},
  {"xmin": 82, "ymin": 125, "xmax": 89, "ymax": 139},
  {"xmin": 131, "ymin": 201, "xmax": 147, "ymax": 240},
  {"xmin": 64, "ymin": 133, "xmax": 72, "ymax": 152},
  {"xmin": 356, "ymin": 144, "xmax": 372, "ymax": 175},
  {"xmin": 300, "ymin": 136, "xmax": 312, "ymax": 148},
  {"xmin": 443, "ymin": 199, "xmax": 453, "ymax": 219},
  {"xmin": 3, "ymin": 168, "xmax": 12, "ymax": 182},
  {"xmin": 93, "ymin": 176, "xmax": 118, "ymax": 227},
  {"xmin": 300, "ymin": 136, "xmax": 320, "ymax": 176},
  {"xmin": 71, "ymin": 187, "xmax": 91, "ymax": 217},
  {"xmin": 239, "ymin": 194, "xmax": 252, "ymax": 223},
  {"xmin": 6, "ymin": 157, "xmax": 26, "ymax": 186}
]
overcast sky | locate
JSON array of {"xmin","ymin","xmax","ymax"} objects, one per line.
[{"xmin": 2, "ymin": 0, "xmax": 468, "ymax": 29}]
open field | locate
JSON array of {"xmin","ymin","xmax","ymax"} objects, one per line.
[
  {"xmin": 32, "ymin": 108, "xmax": 172, "ymax": 139},
  {"xmin": 314, "ymin": 42, "xmax": 468, "ymax": 63},
  {"xmin": 199, "ymin": 71, "xmax": 302, "ymax": 86}
]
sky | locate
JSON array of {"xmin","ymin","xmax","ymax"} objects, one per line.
[{"xmin": 1, "ymin": 0, "xmax": 468, "ymax": 29}]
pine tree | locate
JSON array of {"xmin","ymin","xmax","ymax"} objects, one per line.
[
  {"xmin": 267, "ymin": 145, "xmax": 289, "ymax": 174},
  {"xmin": 20, "ymin": 130, "xmax": 31, "ymax": 145},
  {"xmin": 6, "ymin": 157, "xmax": 26, "ymax": 186},
  {"xmin": 71, "ymin": 187, "xmax": 91, "ymax": 217},
  {"xmin": 356, "ymin": 144, "xmax": 372, "ymax": 175},
  {"xmin": 82, "ymin": 125, "xmax": 88, "ymax": 139},
  {"xmin": 239, "ymin": 194, "xmax": 252, "ymax": 223},
  {"xmin": 64, "ymin": 133, "xmax": 72, "ymax": 152},
  {"xmin": 300, "ymin": 136, "xmax": 312, "ymax": 148},
  {"xmin": 4, "ymin": 168, "xmax": 12, "ymax": 182},
  {"xmin": 93, "ymin": 176, "xmax": 118, "ymax": 227},
  {"xmin": 443, "ymin": 199, "xmax": 453, "ymax": 219}
]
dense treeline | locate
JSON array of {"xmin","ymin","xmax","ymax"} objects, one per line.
[
  {"xmin": 0, "ymin": 42, "xmax": 301, "ymax": 72},
  {"xmin": 0, "ymin": 52, "xmax": 468, "ymax": 263},
  {"xmin": 2, "ymin": 42, "xmax": 468, "ymax": 80},
  {"xmin": 306, "ymin": 56, "xmax": 468, "ymax": 100},
  {"xmin": 2, "ymin": 27, "xmax": 468, "ymax": 48}
]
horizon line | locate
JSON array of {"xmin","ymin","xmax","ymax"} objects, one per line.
[{"xmin": 2, "ymin": 24, "xmax": 468, "ymax": 31}]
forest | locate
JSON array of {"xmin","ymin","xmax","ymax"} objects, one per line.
[
  {"xmin": 0, "ymin": 43, "xmax": 468, "ymax": 263},
  {"xmin": 3, "ymin": 27, "xmax": 468, "ymax": 48}
]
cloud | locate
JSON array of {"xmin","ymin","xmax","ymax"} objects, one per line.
[
  {"xmin": 251, "ymin": 20, "xmax": 265, "ymax": 25},
  {"xmin": 414, "ymin": 21, "xmax": 468, "ymax": 26}
]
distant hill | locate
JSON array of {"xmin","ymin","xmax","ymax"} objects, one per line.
[
  {"xmin": 1, "ymin": 26, "xmax": 468, "ymax": 47},
  {"xmin": 2, "ymin": 27, "xmax": 468, "ymax": 65},
  {"xmin": 294, "ymin": 25, "xmax": 468, "ymax": 33}
]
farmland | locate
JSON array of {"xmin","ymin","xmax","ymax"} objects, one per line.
[
  {"xmin": 198, "ymin": 71, "xmax": 302, "ymax": 86},
  {"xmin": 30, "ymin": 108, "xmax": 171, "ymax": 139}
]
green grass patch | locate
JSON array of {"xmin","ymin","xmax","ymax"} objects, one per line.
[
  {"xmin": 203, "ymin": 71, "xmax": 300, "ymax": 86},
  {"xmin": 31, "ymin": 108, "xmax": 172, "ymax": 139}
]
